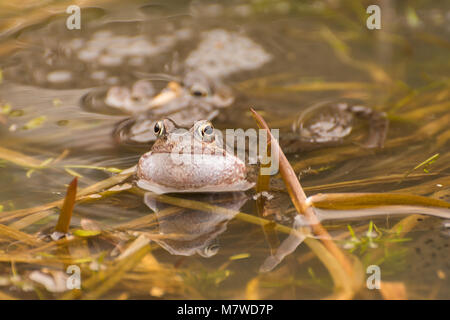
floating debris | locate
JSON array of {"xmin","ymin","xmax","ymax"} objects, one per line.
[{"xmin": 22, "ymin": 116, "xmax": 46, "ymax": 130}]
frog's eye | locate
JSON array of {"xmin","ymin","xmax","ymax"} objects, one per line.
[
  {"xmin": 201, "ymin": 123, "xmax": 214, "ymax": 137},
  {"xmin": 190, "ymin": 84, "xmax": 209, "ymax": 97},
  {"xmin": 154, "ymin": 120, "xmax": 165, "ymax": 137},
  {"xmin": 197, "ymin": 121, "xmax": 214, "ymax": 140}
]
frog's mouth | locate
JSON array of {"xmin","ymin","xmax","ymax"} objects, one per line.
[{"xmin": 136, "ymin": 152, "xmax": 255, "ymax": 194}]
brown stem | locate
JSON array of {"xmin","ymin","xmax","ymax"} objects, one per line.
[
  {"xmin": 250, "ymin": 108, "xmax": 354, "ymax": 276},
  {"xmin": 55, "ymin": 177, "xmax": 77, "ymax": 233}
]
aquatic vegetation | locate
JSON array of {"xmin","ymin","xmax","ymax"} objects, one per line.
[{"xmin": 0, "ymin": 0, "xmax": 449, "ymax": 300}]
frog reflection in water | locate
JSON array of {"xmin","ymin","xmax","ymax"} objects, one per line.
[
  {"xmin": 144, "ymin": 192, "xmax": 247, "ymax": 257},
  {"xmin": 136, "ymin": 119, "xmax": 253, "ymax": 257}
]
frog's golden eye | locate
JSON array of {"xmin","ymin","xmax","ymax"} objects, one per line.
[
  {"xmin": 154, "ymin": 120, "xmax": 165, "ymax": 137},
  {"xmin": 197, "ymin": 121, "xmax": 214, "ymax": 140}
]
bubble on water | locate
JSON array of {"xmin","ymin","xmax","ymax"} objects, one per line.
[{"xmin": 46, "ymin": 70, "xmax": 72, "ymax": 83}]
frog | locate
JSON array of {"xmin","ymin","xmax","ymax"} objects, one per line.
[
  {"xmin": 136, "ymin": 118, "xmax": 255, "ymax": 194},
  {"xmin": 112, "ymin": 71, "xmax": 235, "ymax": 145},
  {"xmin": 269, "ymin": 100, "xmax": 389, "ymax": 154},
  {"xmin": 103, "ymin": 70, "xmax": 234, "ymax": 115}
]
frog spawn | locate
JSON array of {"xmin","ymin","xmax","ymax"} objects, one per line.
[
  {"xmin": 184, "ymin": 29, "xmax": 272, "ymax": 79},
  {"xmin": 105, "ymin": 28, "xmax": 270, "ymax": 114},
  {"xmin": 103, "ymin": 29, "xmax": 272, "ymax": 144},
  {"xmin": 4, "ymin": 21, "xmax": 193, "ymax": 89}
]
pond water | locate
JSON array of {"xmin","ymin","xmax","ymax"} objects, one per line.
[{"xmin": 0, "ymin": 0, "xmax": 449, "ymax": 299}]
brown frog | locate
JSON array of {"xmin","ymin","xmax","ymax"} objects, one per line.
[
  {"xmin": 106, "ymin": 71, "xmax": 234, "ymax": 115},
  {"xmin": 113, "ymin": 71, "xmax": 234, "ymax": 144},
  {"xmin": 136, "ymin": 119, "xmax": 255, "ymax": 194}
]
